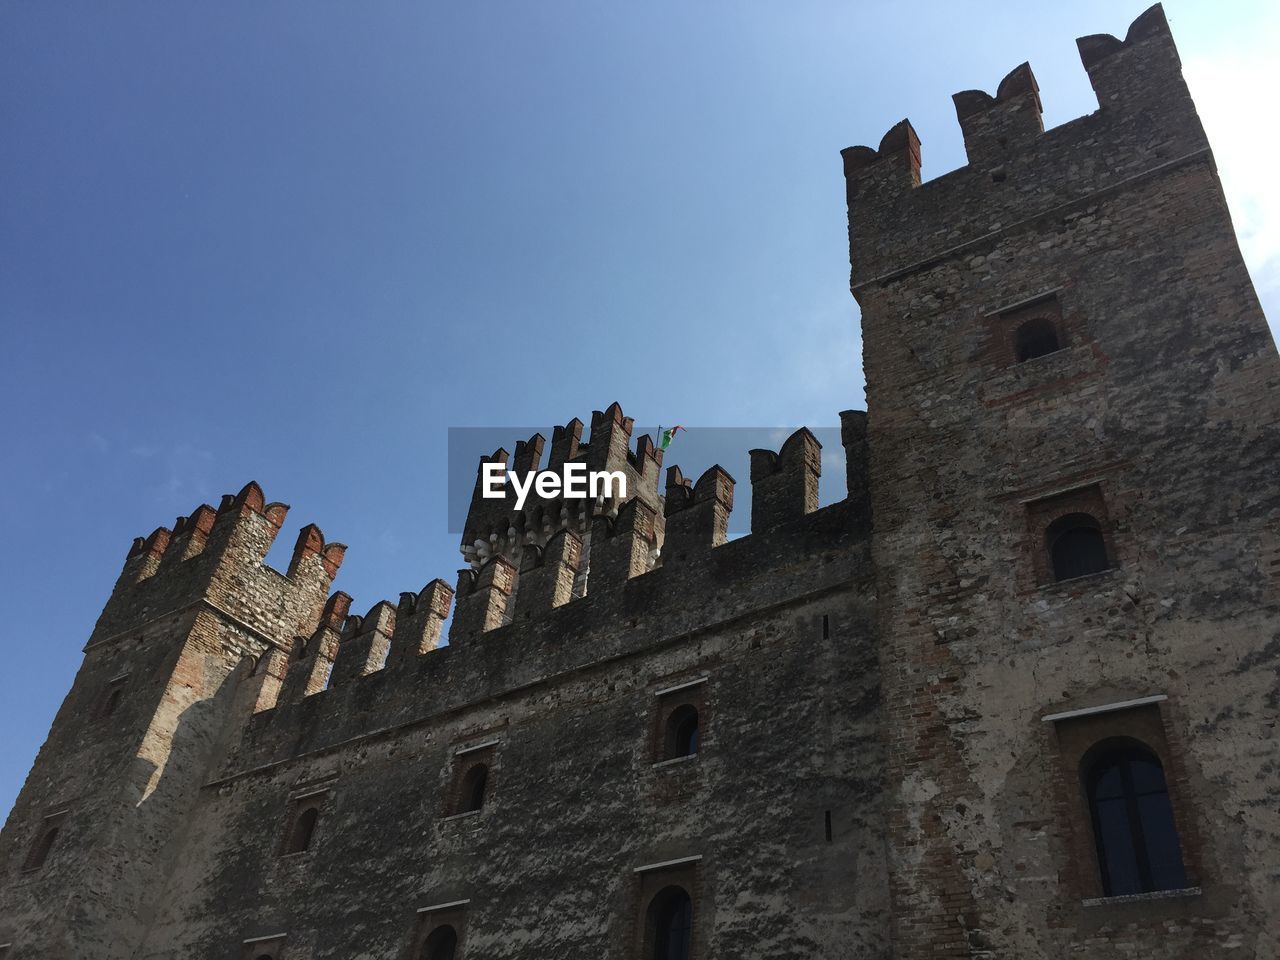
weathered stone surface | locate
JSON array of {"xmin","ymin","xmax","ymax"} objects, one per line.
[{"xmin": 846, "ymin": 4, "xmax": 1280, "ymax": 958}]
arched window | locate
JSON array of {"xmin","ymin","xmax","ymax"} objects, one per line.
[
  {"xmin": 1084, "ymin": 741, "xmax": 1187, "ymax": 896},
  {"xmin": 103, "ymin": 686, "xmax": 123, "ymax": 717},
  {"xmin": 664, "ymin": 705, "xmax": 700, "ymax": 760},
  {"xmin": 648, "ymin": 886, "xmax": 693, "ymax": 960},
  {"xmin": 422, "ymin": 924, "xmax": 458, "ymax": 960},
  {"xmin": 285, "ymin": 805, "xmax": 319, "ymax": 854},
  {"xmin": 1015, "ymin": 316, "xmax": 1061, "ymax": 361},
  {"xmin": 1046, "ymin": 513, "xmax": 1110, "ymax": 582},
  {"xmin": 23, "ymin": 825, "xmax": 59, "ymax": 871},
  {"xmin": 459, "ymin": 764, "xmax": 488, "ymax": 814}
]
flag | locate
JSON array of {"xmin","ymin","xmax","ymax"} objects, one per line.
[{"xmin": 658, "ymin": 425, "xmax": 685, "ymax": 451}]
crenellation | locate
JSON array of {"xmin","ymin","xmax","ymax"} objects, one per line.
[
  {"xmin": 386, "ymin": 579, "xmax": 454, "ymax": 664},
  {"xmin": 662, "ymin": 464, "xmax": 734, "ymax": 563},
  {"xmin": 749, "ymin": 427, "xmax": 822, "ymax": 531},
  {"xmin": 589, "ymin": 497, "xmax": 658, "ymax": 588},
  {"xmin": 547, "ymin": 417, "xmax": 583, "ymax": 471},
  {"xmin": 228, "ymin": 494, "xmax": 869, "ymax": 780},
  {"xmin": 450, "ymin": 555, "xmax": 518, "ymax": 641},
  {"xmin": 951, "ymin": 61, "xmax": 1043, "ymax": 169},
  {"xmin": 513, "ymin": 530, "xmax": 582, "ymax": 619},
  {"xmin": 843, "ymin": 4, "xmax": 1209, "ymax": 290},
  {"xmin": 328, "ymin": 600, "xmax": 397, "ymax": 686}
]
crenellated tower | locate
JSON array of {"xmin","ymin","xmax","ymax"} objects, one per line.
[
  {"xmin": 843, "ymin": 5, "xmax": 1280, "ymax": 957},
  {"xmin": 0, "ymin": 482, "xmax": 345, "ymax": 958}
]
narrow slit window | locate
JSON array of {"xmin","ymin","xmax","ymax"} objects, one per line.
[{"xmin": 458, "ymin": 764, "xmax": 489, "ymax": 814}]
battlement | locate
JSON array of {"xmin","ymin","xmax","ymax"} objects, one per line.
[
  {"xmin": 90, "ymin": 480, "xmax": 346, "ymax": 650},
  {"xmin": 460, "ymin": 402, "xmax": 665, "ymax": 577},
  {"xmin": 230, "ymin": 489, "xmax": 870, "ymax": 778},
  {"xmin": 841, "ymin": 4, "xmax": 1208, "ymax": 290},
  {"xmin": 218, "ymin": 408, "xmax": 871, "ymax": 771}
]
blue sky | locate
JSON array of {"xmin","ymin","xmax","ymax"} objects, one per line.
[{"xmin": 1, "ymin": 2, "xmax": 1276, "ymax": 818}]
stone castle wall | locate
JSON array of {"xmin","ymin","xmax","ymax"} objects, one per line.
[{"xmin": 1, "ymin": 4, "xmax": 1277, "ymax": 959}]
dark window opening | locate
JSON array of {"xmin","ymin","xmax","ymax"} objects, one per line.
[
  {"xmin": 1015, "ymin": 316, "xmax": 1062, "ymax": 362},
  {"xmin": 1085, "ymin": 741, "xmax": 1188, "ymax": 897},
  {"xmin": 649, "ymin": 886, "xmax": 693, "ymax": 960},
  {"xmin": 284, "ymin": 804, "xmax": 319, "ymax": 854},
  {"xmin": 459, "ymin": 764, "xmax": 489, "ymax": 813},
  {"xmin": 664, "ymin": 705, "xmax": 700, "ymax": 760},
  {"xmin": 103, "ymin": 686, "xmax": 123, "ymax": 717},
  {"xmin": 23, "ymin": 824, "xmax": 59, "ymax": 872},
  {"xmin": 1047, "ymin": 513, "xmax": 1111, "ymax": 581},
  {"xmin": 824, "ymin": 810, "xmax": 833, "ymax": 843},
  {"xmin": 422, "ymin": 925, "xmax": 458, "ymax": 960}
]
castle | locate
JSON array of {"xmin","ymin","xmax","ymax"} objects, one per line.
[{"xmin": 2, "ymin": 5, "xmax": 1278, "ymax": 958}]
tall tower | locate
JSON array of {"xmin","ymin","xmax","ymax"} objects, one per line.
[
  {"xmin": 843, "ymin": 5, "xmax": 1279, "ymax": 958},
  {"xmin": 0, "ymin": 483, "xmax": 344, "ymax": 957}
]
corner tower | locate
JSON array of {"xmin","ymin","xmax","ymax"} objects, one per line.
[
  {"xmin": 0, "ymin": 483, "xmax": 344, "ymax": 958},
  {"xmin": 844, "ymin": 6, "xmax": 1279, "ymax": 958}
]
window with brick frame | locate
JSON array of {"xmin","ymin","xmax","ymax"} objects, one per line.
[
  {"xmin": 407, "ymin": 900, "xmax": 468, "ymax": 960},
  {"xmin": 96, "ymin": 675, "xmax": 129, "ymax": 720},
  {"xmin": 652, "ymin": 677, "xmax": 709, "ymax": 764},
  {"xmin": 22, "ymin": 811, "xmax": 66, "ymax": 872},
  {"xmin": 278, "ymin": 792, "xmax": 327, "ymax": 856},
  {"xmin": 1025, "ymin": 484, "xmax": 1118, "ymax": 586},
  {"xmin": 444, "ymin": 741, "xmax": 498, "ymax": 818},
  {"xmin": 630, "ymin": 856, "xmax": 701, "ymax": 960},
  {"xmin": 1002, "ymin": 294, "xmax": 1066, "ymax": 365},
  {"xmin": 240, "ymin": 933, "xmax": 286, "ymax": 960},
  {"xmin": 1045, "ymin": 697, "xmax": 1200, "ymax": 902},
  {"xmin": 980, "ymin": 291, "xmax": 1077, "ymax": 370}
]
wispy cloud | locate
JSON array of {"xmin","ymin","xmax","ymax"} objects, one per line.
[{"xmin": 1185, "ymin": 36, "xmax": 1280, "ymax": 310}]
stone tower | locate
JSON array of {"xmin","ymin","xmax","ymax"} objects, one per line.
[
  {"xmin": 0, "ymin": 484, "xmax": 344, "ymax": 957},
  {"xmin": 843, "ymin": 4, "xmax": 1280, "ymax": 957}
]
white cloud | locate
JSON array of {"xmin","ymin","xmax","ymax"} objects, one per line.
[{"xmin": 1184, "ymin": 48, "xmax": 1280, "ymax": 309}]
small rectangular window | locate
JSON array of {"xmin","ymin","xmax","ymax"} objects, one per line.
[
  {"xmin": 1024, "ymin": 484, "xmax": 1116, "ymax": 586},
  {"xmin": 23, "ymin": 811, "xmax": 67, "ymax": 873},
  {"xmin": 96, "ymin": 674, "xmax": 130, "ymax": 720},
  {"xmin": 240, "ymin": 933, "xmax": 287, "ymax": 960},
  {"xmin": 1002, "ymin": 293, "xmax": 1065, "ymax": 364},
  {"xmin": 652, "ymin": 676, "xmax": 709, "ymax": 765},
  {"xmin": 443, "ymin": 742, "xmax": 498, "ymax": 819},
  {"xmin": 278, "ymin": 791, "xmax": 327, "ymax": 857},
  {"xmin": 409, "ymin": 899, "xmax": 469, "ymax": 958},
  {"xmin": 1046, "ymin": 697, "xmax": 1198, "ymax": 901}
]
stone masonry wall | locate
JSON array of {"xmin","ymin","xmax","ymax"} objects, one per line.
[
  {"xmin": 127, "ymin": 431, "xmax": 886, "ymax": 959},
  {"xmin": 845, "ymin": 6, "xmax": 1280, "ymax": 959},
  {"xmin": 0, "ymin": 485, "xmax": 344, "ymax": 957}
]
